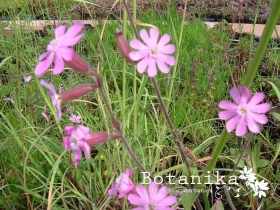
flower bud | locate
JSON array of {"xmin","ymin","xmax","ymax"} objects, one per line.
[
  {"xmin": 85, "ymin": 132, "xmax": 110, "ymax": 146},
  {"xmin": 65, "ymin": 52, "xmax": 89, "ymax": 73},
  {"xmin": 59, "ymin": 84, "xmax": 97, "ymax": 101},
  {"xmin": 115, "ymin": 30, "xmax": 136, "ymax": 64}
]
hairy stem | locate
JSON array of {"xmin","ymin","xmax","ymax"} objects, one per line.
[{"xmin": 231, "ymin": 133, "xmax": 253, "ymax": 176}]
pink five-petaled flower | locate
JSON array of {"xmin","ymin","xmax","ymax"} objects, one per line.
[
  {"xmin": 40, "ymin": 80, "xmax": 62, "ymax": 120},
  {"xmin": 108, "ymin": 168, "xmax": 135, "ymax": 198},
  {"xmin": 128, "ymin": 182, "xmax": 177, "ymax": 210},
  {"xmin": 63, "ymin": 125, "xmax": 91, "ymax": 167},
  {"xmin": 35, "ymin": 22, "xmax": 84, "ymax": 78},
  {"xmin": 129, "ymin": 28, "xmax": 176, "ymax": 77},
  {"xmin": 219, "ymin": 86, "xmax": 270, "ymax": 137}
]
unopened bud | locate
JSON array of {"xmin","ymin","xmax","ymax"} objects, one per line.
[
  {"xmin": 65, "ymin": 52, "xmax": 89, "ymax": 73},
  {"xmin": 115, "ymin": 30, "xmax": 136, "ymax": 64},
  {"xmin": 85, "ymin": 132, "xmax": 110, "ymax": 146},
  {"xmin": 59, "ymin": 84, "xmax": 97, "ymax": 101}
]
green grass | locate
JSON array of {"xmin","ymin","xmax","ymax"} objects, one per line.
[{"xmin": 0, "ymin": 0, "xmax": 280, "ymax": 209}]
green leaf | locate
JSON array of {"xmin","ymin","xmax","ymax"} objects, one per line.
[
  {"xmin": 268, "ymin": 81, "xmax": 280, "ymax": 101},
  {"xmin": 181, "ymin": 192, "xmax": 199, "ymax": 210},
  {"xmin": 271, "ymin": 112, "xmax": 280, "ymax": 121},
  {"xmin": 210, "ymin": 201, "xmax": 224, "ymax": 210},
  {"xmin": 258, "ymin": 159, "xmax": 270, "ymax": 168},
  {"xmin": 0, "ymin": 56, "xmax": 11, "ymax": 68}
]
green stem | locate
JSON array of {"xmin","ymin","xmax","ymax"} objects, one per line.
[
  {"xmin": 207, "ymin": 129, "xmax": 228, "ymax": 171},
  {"xmin": 207, "ymin": 0, "xmax": 280, "ymax": 171},
  {"xmin": 132, "ymin": 0, "xmax": 137, "ymax": 143},
  {"xmin": 122, "ymin": 0, "xmax": 128, "ymax": 133}
]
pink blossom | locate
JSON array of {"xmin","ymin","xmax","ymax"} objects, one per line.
[
  {"xmin": 128, "ymin": 182, "xmax": 177, "ymax": 210},
  {"xmin": 219, "ymin": 86, "xmax": 270, "ymax": 137},
  {"xmin": 108, "ymin": 168, "xmax": 135, "ymax": 198},
  {"xmin": 70, "ymin": 114, "xmax": 81, "ymax": 123},
  {"xmin": 178, "ymin": 4, "xmax": 183, "ymax": 11},
  {"xmin": 23, "ymin": 75, "xmax": 32, "ymax": 83},
  {"xmin": 63, "ymin": 125, "xmax": 91, "ymax": 167},
  {"xmin": 40, "ymin": 80, "xmax": 62, "ymax": 120},
  {"xmin": 35, "ymin": 23, "xmax": 84, "ymax": 78},
  {"xmin": 4, "ymin": 96, "xmax": 14, "ymax": 104},
  {"xmin": 129, "ymin": 28, "xmax": 176, "ymax": 77},
  {"xmin": 42, "ymin": 105, "xmax": 49, "ymax": 122}
]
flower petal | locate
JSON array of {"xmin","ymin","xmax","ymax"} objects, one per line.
[
  {"xmin": 158, "ymin": 44, "xmax": 176, "ymax": 54},
  {"xmin": 53, "ymin": 54, "xmax": 65, "ymax": 75},
  {"xmin": 235, "ymin": 117, "xmax": 247, "ymax": 137},
  {"xmin": 128, "ymin": 193, "xmax": 146, "ymax": 206},
  {"xmin": 79, "ymin": 141, "xmax": 91, "ymax": 159},
  {"xmin": 140, "ymin": 29, "xmax": 153, "ymax": 47},
  {"xmin": 219, "ymin": 100, "xmax": 237, "ymax": 110},
  {"xmin": 39, "ymin": 51, "xmax": 50, "ymax": 61},
  {"xmin": 157, "ymin": 54, "xmax": 176, "ymax": 66},
  {"xmin": 130, "ymin": 39, "xmax": 149, "ymax": 50},
  {"xmin": 153, "ymin": 185, "xmax": 169, "ymax": 202},
  {"xmin": 246, "ymin": 115, "xmax": 260, "ymax": 133},
  {"xmin": 129, "ymin": 51, "xmax": 148, "ymax": 61},
  {"xmin": 57, "ymin": 47, "xmax": 74, "ymax": 61},
  {"xmin": 64, "ymin": 22, "xmax": 84, "ymax": 39},
  {"xmin": 250, "ymin": 113, "xmax": 268, "ymax": 124},
  {"xmin": 74, "ymin": 149, "xmax": 82, "ymax": 168},
  {"xmin": 147, "ymin": 59, "xmax": 157, "ymax": 77},
  {"xmin": 157, "ymin": 60, "xmax": 170, "ymax": 74},
  {"xmin": 158, "ymin": 196, "xmax": 177, "ymax": 207},
  {"xmin": 157, "ymin": 34, "xmax": 171, "ymax": 48},
  {"xmin": 149, "ymin": 28, "xmax": 159, "ymax": 47},
  {"xmin": 219, "ymin": 110, "xmax": 237, "ymax": 120},
  {"xmin": 251, "ymin": 103, "xmax": 270, "ymax": 113},
  {"xmin": 62, "ymin": 33, "xmax": 84, "ymax": 46},
  {"xmin": 35, "ymin": 53, "xmax": 54, "ymax": 78},
  {"xmin": 248, "ymin": 92, "xmax": 265, "ymax": 106},
  {"xmin": 230, "ymin": 87, "xmax": 241, "ymax": 104},
  {"xmin": 135, "ymin": 185, "xmax": 149, "ymax": 203},
  {"xmin": 108, "ymin": 182, "xmax": 118, "ymax": 196},
  {"xmin": 55, "ymin": 24, "xmax": 66, "ymax": 38},
  {"xmin": 226, "ymin": 115, "xmax": 240, "ymax": 132},
  {"xmin": 137, "ymin": 57, "xmax": 149, "ymax": 74},
  {"xmin": 239, "ymin": 86, "xmax": 251, "ymax": 104}
]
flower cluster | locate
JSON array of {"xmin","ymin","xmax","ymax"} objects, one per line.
[
  {"xmin": 108, "ymin": 169, "xmax": 177, "ymax": 210},
  {"xmin": 239, "ymin": 166, "xmax": 269, "ymax": 198},
  {"xmin": 63, "ymin": 125, "xmax": 109, "ymax": 167}
]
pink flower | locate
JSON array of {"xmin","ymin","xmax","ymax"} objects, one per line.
[
  {"xmin": 70, "ymin": 114, "xmax": 81, "ymax": 123},
  {"xmin": 40, "ymin": 80, "xmax": 62, "ymax": 120},
  {"xmin": 63, "ymin": 125, "xmax": 91, "ymax": 167},
  {"xmin": 23, "ymin": 75, "xmax": 32, "ymax": 83},
  {"xmin": 128, "ymin": 182, "xmax": 177, "ymax": 210},
  {"xmin": 4, "ymin": 96, "xmax": 14, "ymax": 104},
  {"xmin": 178, "ymin": 4, "xmax": 183, "ymax": 11},
  {"xmin": 108, "ymin": 168, "xmax": 135, "ymax": 198},
  {"xmin": 219, "ymin": 86, "xmax": 270, "ymax": 137},
  {"xmin": 129, "ymin": 28, "xmax": 176, "ymax": 77},
  {"xmin": 42, "ymin": 105, "xmax": 49, "ymax": 122},
  {"xmin": 35, "ymin": 23, "xmax": 84, "ymax": 78}
]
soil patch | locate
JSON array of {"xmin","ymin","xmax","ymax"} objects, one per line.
[{"xmin": 71, "ymin": 0, "xmax": 277, "ymax": 24}]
